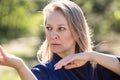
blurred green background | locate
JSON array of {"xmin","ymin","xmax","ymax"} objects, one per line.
[{"xmin": 0, "ymin": 0, "xmax": 120, "ymax": 80}]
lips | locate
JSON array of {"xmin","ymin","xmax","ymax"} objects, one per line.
[
  {"xmin": 51, "ymin": 43, "xmax": 60, "ymax": 45},
  {"xmin": 51, "ymin": 43, "xmax": 61, "ymax": 46}
]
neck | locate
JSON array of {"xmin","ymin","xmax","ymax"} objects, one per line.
[{"xmin": 57, "ymin": 51, "xmax": 75, "ymax": 58}]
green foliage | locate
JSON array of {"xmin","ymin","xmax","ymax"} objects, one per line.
[
  {"xmin": 0, "ymin": 0, "xmax": 120, "ymax": 43},
  {"xmin": 0, "ymin": 0, "xmax": 38, "ymax": 43},
  {"xmin": 35, "ymin": 0, "xmax": 51, "ymax": 11},
  {"xmin": 73, "ymin": 0, "xmax": 120, "ymax": 36}
]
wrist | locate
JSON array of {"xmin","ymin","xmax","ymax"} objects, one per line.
[
  {"xmin": 89, "ymin": 51, "xmax": 96, "ymax": 62},
  {"xmin": 14, "ymin": 58, "xmax": 26, "ymax": 71}
]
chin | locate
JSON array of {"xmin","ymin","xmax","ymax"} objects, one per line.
[
  {"xmin": 52, "ymin": 50, "xmax": 63, "ymax": 54},
  {"xmin": 51, "ymin": 48, "xmax": 66, "ymax": 54}
]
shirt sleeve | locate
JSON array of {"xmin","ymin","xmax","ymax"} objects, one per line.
[
  {"xmin": 97, "ymin": 64, "xmax": 120, "ymax": 80},
  {"xmin": 116, "ymin": 56, "xmax": 120, "ymax": 62},
  {"xmin": 31, "ymin": 64, "xmax": 49, "ymax": 80}
]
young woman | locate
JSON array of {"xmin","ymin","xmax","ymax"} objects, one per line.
[{"xmin": 0, "ymin": 0, "xmax": 120, "ymax": 80}]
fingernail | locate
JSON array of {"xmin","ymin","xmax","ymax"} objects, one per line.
[
  {"xmin": 54, "ymin": 67, "xmax": 57, "ymax": 70},
  {"xmin": 54, "ymin": 66, "xmax": 61, "ymax": 70},
  {"xmin": 54, "ymin": 67, "xmax": 60, "ymax": 70}
]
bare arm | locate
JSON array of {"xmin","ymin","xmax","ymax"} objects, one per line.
[
  {"xmin": 91, "ymin": 51, "xmax": 120, "ymax": 75},
  {"xmin": 54, "ymin": 51, "xmax": 120, "ymax": 76},
  {"xmin": 16, "ymin": 60, "xmax": 38, "ymax": 80},
  {"xmin": 0, "ymin": 46, "xmax": 38, "ymax": 80}
]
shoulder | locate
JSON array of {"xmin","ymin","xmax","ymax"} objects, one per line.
[
  {"xmin": 32, "ymin": 63, "xmax": 47, "ymax": 71},
  {"xmin": 31, "ymin": 64, "xmax": 49, "ymax": 80}
]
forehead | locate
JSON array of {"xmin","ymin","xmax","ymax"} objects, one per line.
[{"xmin": 46, "ymin": 10, "xmax": 68, "ymax": 25}]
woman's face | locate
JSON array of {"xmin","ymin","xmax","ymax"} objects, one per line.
[{"xmin": 45, "ymin": 10, "xmax": 76, "ymax": 58}]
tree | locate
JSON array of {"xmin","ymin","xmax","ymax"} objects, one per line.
[{"xmin": 0, "ymin": 0, "xmax": 37, "ymax": 43}]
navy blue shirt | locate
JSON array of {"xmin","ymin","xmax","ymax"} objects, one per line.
[{"xmin": 32, "ymin": 54, "xmax": 120, "ymax": 80}]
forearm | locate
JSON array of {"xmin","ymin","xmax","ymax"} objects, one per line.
[
  {"xmin": 0, "ymin": 46, "xmax": 37, "ymax": 80},
  {"xmin": 16, "ymin": 60, "xmax": 38, "ymax": 80},
  {"xmin": 91, "ymin": 51, "xmax": 120, "ymax": 75}
]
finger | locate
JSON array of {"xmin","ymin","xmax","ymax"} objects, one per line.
[
  {"xmin": 0, "ymin": 56, "xmax": 4, "ymax": 62},
  {"xmin": 54, "ymin": 59, "xmax": 66, "ymax": 70},
  {"xmin": 0, "ymin": 47, "xmax": 4, "ymax": 62},
  {"xmin": 64, "ymin": 64, "xmax": 77, "ymax": 69},
  {"xmin": 54, "ymin": 56, "xmax": 75, "ymax": 70},
  {"xmin": 64, "ymin": 61, "xmax": 81, "ymax": 69},
  {"xmin": 55, "ymin": 54, "xmax": 77, "ymax": 66},
  {"xmin": 0, "ymin": 46, "xmax": 6, "ymax": 56},
  {"xmin": 55, "ymin": 59, "xmax": 70, "ymax": 67},
  {"xmin": 54, "ymin": 59, "xmax": 70, "ymax": 68}
]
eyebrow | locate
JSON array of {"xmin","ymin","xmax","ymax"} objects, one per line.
[
  {"xmin": 46, "ymin": 24, "xmax": 67, "ymax": 26},
  {"xmin": 58, "ymin": 24, "xmax": 67, "ymax": 26}
]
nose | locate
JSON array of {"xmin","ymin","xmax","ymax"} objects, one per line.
[{"xmin": 50, "ymin": 30, "xmax": 59, "ymax": 39}]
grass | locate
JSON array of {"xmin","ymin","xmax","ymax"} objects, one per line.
[{"xmin": 0, "ymin": 66, "xmax": 20, "ymax": 80}]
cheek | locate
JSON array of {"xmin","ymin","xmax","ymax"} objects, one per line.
[
  {"xmin": 45, "ymin": 32, "xmax": 51, "ymax": 42},
  {"xmin": 46, "ymin": 31, "xmax": 50, "ymax": 38},
  {"xmin": 62, "ymin": 32, "xmax": 74, "ymax": 43}
]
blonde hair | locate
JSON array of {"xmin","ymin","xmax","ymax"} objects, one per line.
[{"xmin": 37, "ymin": 0, "xmax": 93, "ymax": 63}]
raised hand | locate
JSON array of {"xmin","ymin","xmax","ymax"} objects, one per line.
[
  {"xmin": 0, "ymin": 46, "xmax": 38, "ymax": 80},
  {"xmin": 0, "ymin": 46, "xmax": 23, "ymax": 70},
  {"xmin": 54, "ymin": 52, "xmax": 91, "ymax": 70}
]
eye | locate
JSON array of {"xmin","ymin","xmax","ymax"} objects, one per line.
[
  {"xmin": 46, "ymin": 26, "xmax": 52, "ymax": 31},
  {"xmin": 58, "ymin": 27, "xmax": 66, "ymax": 31}
]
